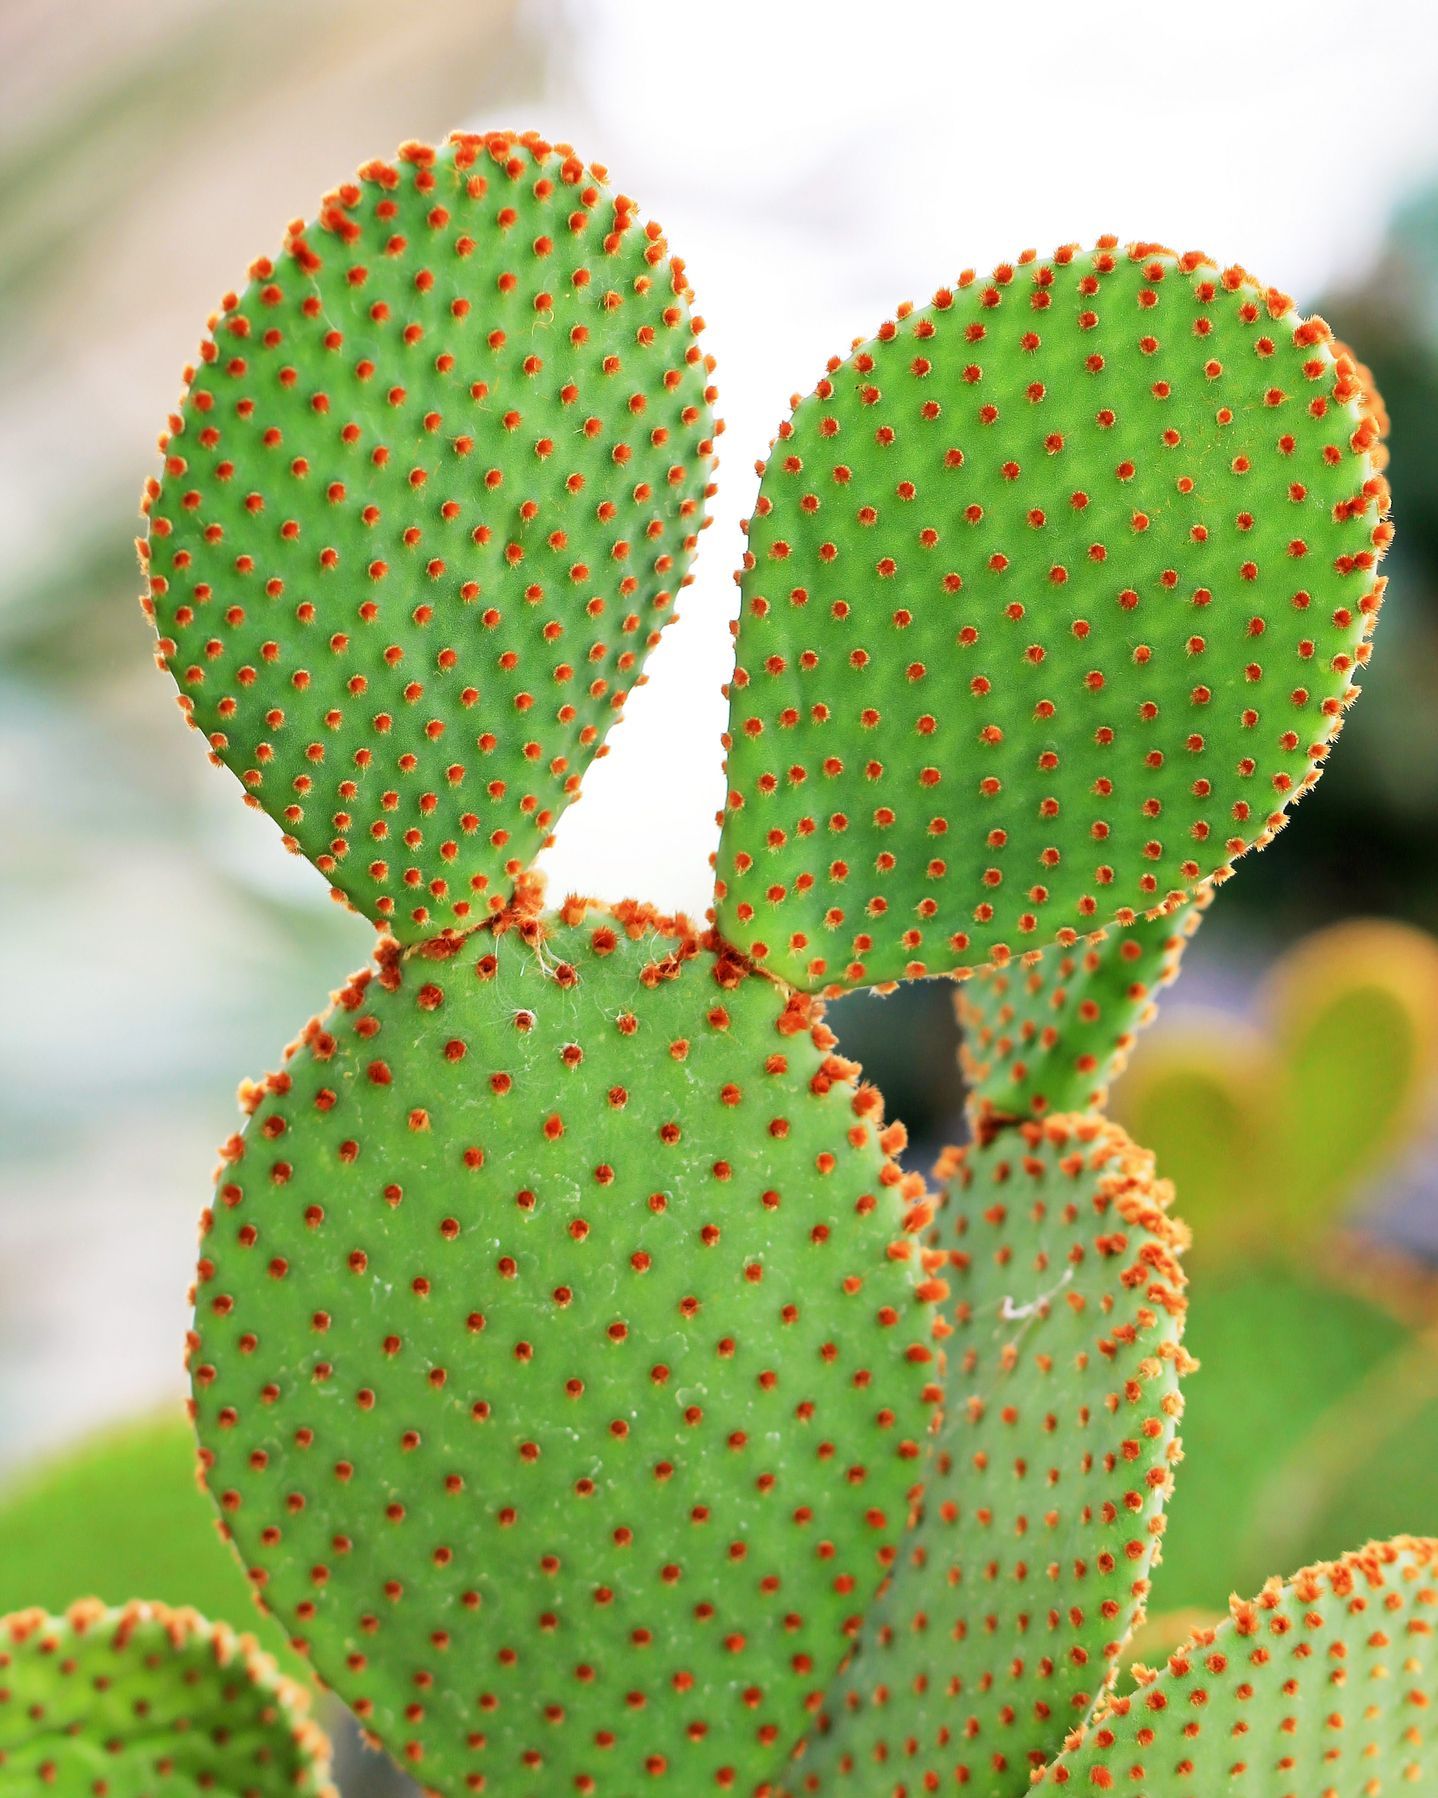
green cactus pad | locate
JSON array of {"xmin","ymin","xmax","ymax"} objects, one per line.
[
  {"xmin": 189, "ymin": 902, "xmax": 941, "ymax": 1795},
  {"xmin": 715, "ymin": 240, "xmax": 1390, "ymax": 991},
  {"xmin": 784, "ymin": 1114, "xmax": 1190, "ymax": 1798},
  {"xmin": 0, "ymin": 1598, "xmax": 333, "ymax": 1794},
  {"xmin": 958, "ymin": 895, "xmax": 1205, "ymax": 1123},
  {"xmin": 1036, "ymin": 1536, "xmax": 1438, "ymax": 1793},
  {"xmin": 141, "ymin": 130, "xmax": 717, "ymax": 943}
]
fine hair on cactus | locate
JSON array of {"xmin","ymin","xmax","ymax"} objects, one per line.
[{"xmin": 8, "ymin": 118, "xmax": 1423, "ymax": 1798}]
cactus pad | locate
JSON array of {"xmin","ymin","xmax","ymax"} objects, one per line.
[
  {"xmin": 0, "ymin": 1598, "xmax": 333, "ymax": 1794},
  {"xmin": 189, "ymin": 902, "xmax": 941, "ymax": 1795},
  {"xmin": 715, "ymin": 241, "xmax": 1390, "ymax": 990},
  {"xmin": 785, "ymin": 1114, "xmax": 1190, "ymax": 1797},
  {"xmin": 959, "ymin": 896, "xmax": 1205, "ymax": 1123},
  {"xmin": 1037, "ymin": 1536, "xmax": 1438, "ymax": 1793},
  {"xmin": 141, "ymin": 130, "xmax": 717, "ymax": 942}
]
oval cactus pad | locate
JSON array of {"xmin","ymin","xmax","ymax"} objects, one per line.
[
  {"xmin": 142, "ymin": 131, "xmax": 717, "ymax": 942},
  {"xmin": 787, "ymin": 1115, "xmax": 1190, "ymax": 1797},
  {"xmin": 189, "ymin": 903, "xmax": 940, "ymax": 1795},
  {"xmin": 715, "ymin": 240, "xmax": 1390, "ymax": 990},
  {"xmin": 1037, "ymin": 1536, "xmax": 1438, "ymax": 1794},
  {"xmin": 0, "ymin": 1598, "xmax": 333, "ymax": 1795}
]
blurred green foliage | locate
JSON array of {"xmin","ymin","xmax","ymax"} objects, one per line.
[
  {"xmin": 1120, "ymin": 920, "xmax": 1438, "ymax": 1257},
  {"xmin": 0, "ymin": 1410, "xmax": 302, "ymax": 1678},
  {"xmin": 1155, "ymin": 1262, "xmax": 1429, "ymax": 1610},
  {"xmin": 1118, "ymin": 919, "xmax": 1438, "ymax": 1614}
]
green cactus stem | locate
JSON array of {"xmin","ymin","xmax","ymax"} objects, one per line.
[
  {"xmin": 188, "ymin": 900, "xmax": 942, "ymax": 1796},
  {"xmin": 141, "ymin": 130, "xmax": 717, "ymax": 944},
  {"xmin": 784, "ymin": 1114, "xmax": 1191, "ymax": 1797},
  {"xmin": 959, "ymin": 894, "xmax": 1206, "ymax": 1124},
  {"xmin": 714, "ymin": 241, "xmax": 1391, "ymax": 992},
  {"xmin": 0, "ymin": 1598, "xmax": 334, "ymax": 1795},
  {"xmin": 1036, "ymin": 1536, "xmax": 1438, "ymax": 1792}
]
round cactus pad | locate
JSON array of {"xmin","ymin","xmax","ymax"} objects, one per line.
[
  {"xmin": 1037, "ymin": 1537, "xmax": 1438, "ymax": 1793},
  {"xmin": 189, "ymin": 903, "xmax": 940, "ymax": 1795},
  {"xmin": 143, "ymin": 131, "xmax": 716, "ymax": 942},
  {"xmin": 786, "ymin": 1115, "xmax": 1190, "ymax": 1797},
  {"xmin": 716, "ymin": 240, "xmax": 1390, "ymax": 990},
  {"xmin": 0, "ymin": 1599, "xmax": 333, "ymax": 1795}
]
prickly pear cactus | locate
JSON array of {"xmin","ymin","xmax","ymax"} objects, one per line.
[
  {"xmin": 190, "ymin": 902, "xmax": 941, "ymax": 1793},
  {"xmin": 786, "ymin": 1116, "xmax": 1191, "ymax": 1796},
  {"xmin": 0, "ymin": 1599, "xmax": 333, "ymax": 1795},
  {"xmin": 128, "ymin": 149, "xmax": 1434, "ymax": 1798},
  {"xmin": 1036, "ymin": 1537, "xmax": 1438, "ymax": 1792},
  {"xmin": 959, "ymin": 895, "xmax": 1206, "ymax": 1123},
  {"xmin": 715, "ymin": 241, "xmax": 1391, "ymax": 991},
  {"xmin": 141, "ymin": 129, "xmax": 717, "ymax": 943}
]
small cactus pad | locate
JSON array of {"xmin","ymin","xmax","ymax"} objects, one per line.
[
  {"xmin": 1036, "ymin": 1536, "xmax": 1438, "ymax": 1793},
  {"xmin": 189, "ymin": 903, "xmax": 941, "ymax": 1795},
  {"xmin": 141, "ymin": 130, "xmax": 717, "ymax": 942},
  {"xmin": 785, "ymin": 1114, "xmax": 1190, "ymax": 1798},
  {"xmin": 715, "ymin": 240, "xmax": 1390, "ymax": 991},
  {"xmin": 958, "ymin": 896, "xmax": 1205, "ymax": 1122},
  {"xmin": 0, "ymin": 1598, "xmax": 333, "ymax": 1795}
]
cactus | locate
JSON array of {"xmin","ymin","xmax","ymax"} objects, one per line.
[
  {"xmin": 0, "ymin": 1598, "xmax": 333, "ymax": 1794},
  {"xmin": 189, "ymin": 902, "xmax": 942, "ymax": 1794},
  {"xmin": 714, "ymin": 242, "xmax": 1390, "ymax": 993},
  {"xmin": 1036, "ymin": 1538, "xmax": 1438, "ymax": 1792},
  {"xmin": 29, "ymin": 124, "xmax": 1419, "ymax": 1798},
  {"xmin": 786, "ymin": 1115, "xmax": 1191, "ymax": 1796},
  {"xmin": 140, "ymin": 130, "xmax": 717, "ymax": 944},
  {"xmin": 958, "ymin": 895, "xmax": 1207, "ymax": 1124}
]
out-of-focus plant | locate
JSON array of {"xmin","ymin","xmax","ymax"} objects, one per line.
[{"xmin": 1105, "ymin": 919, "xmax": 1438, "ymax": 1618}]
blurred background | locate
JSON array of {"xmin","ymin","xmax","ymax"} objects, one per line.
[{"xmin": 4, "ymin": 0, "xmax": 1438, "ymax": 1787}]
